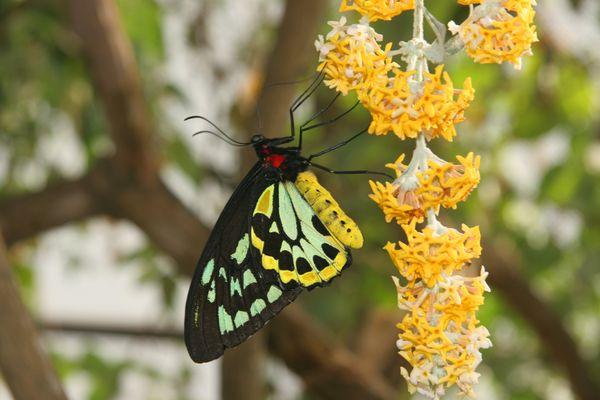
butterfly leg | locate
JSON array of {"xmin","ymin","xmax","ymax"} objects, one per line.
[
  {"xmin": 288, "ymin": 70, "xmax": 326, "ymax": 140},
  {"xmin": 298, "ymin": 100, "xmax": 360, "ymax": 150},
  {"xmin": 300, "ymin": 92, "xmax": 340, "ymax": 131},
  {"xmin": 309, "ymin": 162, "xmax": 393, "ymax": 179},
  {"xmin": 308, "ymin": 127, "xmax": 368, "ymax": 160}
]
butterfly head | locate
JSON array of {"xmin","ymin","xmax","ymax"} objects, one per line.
[
  {"xmin": 251, "ymin": 134, "xmax": 265, "ymax": 144},
  {"xmin": 252, "ymin": 137, "xmax": 307, "ymax": 181}
]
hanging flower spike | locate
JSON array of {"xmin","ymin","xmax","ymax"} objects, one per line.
[
  {"xmin": 385, "ymin": 220, "xmax": 482, "ymax": 287},
  {"xmin": 394, "ymin": 267, "xmax": 492, "ymax": 399},
  {"xmin": 449, "ymin": 0, "xmax": 538, "ymax": 69},
  {"xmin": 369, "ymin": 148, "xmax": 481, "ymax": 225},
  {"xmin": 314, "ymin": 0, "xmax": 511, "ymax": 397},
  {"xmin": 340, "ymin": 0, "xmax": 415, "ymax": 22},
  {"xmin": 360, "ymin": 65, "xmax": 475, "ymax": 141},
  {"xmin": 315, "ymin": 17, "xmax": 395, "ymax": 95}
]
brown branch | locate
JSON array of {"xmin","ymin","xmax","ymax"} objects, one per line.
[
  {"xmin": 485, "ymin": 244, "xmax": 599, "ymax": 400},
  {"xmin": 107, "ymin": 177, "xmax": 209, "ymax": 277},
  {"xmin": 0, "ymin": 236, "xmax": 68, "ymax": 400},
  {"xmin": 40, "ymin": 321, "xmax": 182, "ymax": 341},
  {"xmin": 0, "ymin": 159, "xmax": 208, "ymax": 278},
  {"xmin": 354, "ymin": 309, "xmax": 408, "ymax": 389},
  {"xmin": 39, "ymin": 308, "xmax": 400, "ymax": 400},
  {"xmin": 268, "ymin": 305, "xmax": 397, "ymax": 400},
  {"xmin": 68, "ymin": 0, "xmax": 157, "ymax": 178},
  {"xmin": 0, "ymin": 165, "xmax": 106, "ymax": 247},
  {"xmin": 221, "ymin": 333, "xmax": 268, "ymax": 400}
]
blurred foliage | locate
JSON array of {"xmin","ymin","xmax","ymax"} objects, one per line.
[
  {"xmin": 52, "ymin": 349, "xmax": 192, "ymax": 400},
  {"xmin": 120, "ymin": 245, "xmax": 179, "ymax": 311},
  {"xmin": 1, "ymin": 0, "xmax": 599, "ymax": 399}
]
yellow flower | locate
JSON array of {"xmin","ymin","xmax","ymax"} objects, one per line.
[
  {"xmin": 418, "ymin": 152, "xmax": 481, "ymax": 210},
  {"xmin": 385, "ymin": 220, "xmax": 482, "ymax": 287},
  {"xmin": 369, "ymin": 154, "xmax": 426, "ymax": 224},
  {"xmin": 360, "ymin": 65, "xmax": 474, "ymax": 141},
  {"xmin": 449, "ymin": 0, "xmax": 538, "ymax": 69},
  {"xmin": 369, "ymin": 180, "xmax": 427, "ymax": 224},
  {"xmin": 340, "ymin": 0, "xmax": 415, "ymax": 21},
  {"xmin": 393, "ymin": 268, "xmax": 492, "ymax": 398},
  {"xmin": 315, "ymin": 17, "xmax": 395, "ymax": 95},
  {"xmin": 369, "ymin": 152, "xmax": 480, "ymax": 225}
]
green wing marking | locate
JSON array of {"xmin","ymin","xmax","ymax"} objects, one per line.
[
  {"xmin": 231, "ymin": 234, "xmax": 249, "ymax": 264},
  {"xmin": 250, "ymin": 182, "xmax": 351, "ymax": 288}
]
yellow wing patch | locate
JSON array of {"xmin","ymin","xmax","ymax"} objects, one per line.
[
  {"xmin": 255, "ymin": 185, "xmax": 274, "ymax": 217},
  {"xmin": 250, "ymin": 182, "xmax": 353, "ymax": 288},
  {"xmin": 295, "ymin": 172, "xmax": 364, "ymax": 249}
]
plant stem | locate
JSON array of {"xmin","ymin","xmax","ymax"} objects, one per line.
[{"xmin": 414, "ymin": 0, "xmax": 426, "ymax": 81}]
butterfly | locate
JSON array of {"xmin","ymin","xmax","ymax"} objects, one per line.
[{"xmin": 184, "ymin": 73, "xmax": 389, "ymax": 363}]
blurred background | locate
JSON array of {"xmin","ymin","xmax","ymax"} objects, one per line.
[{"xmin": 0, "ymin": 0, "xmax": 599, "ymax": 399}]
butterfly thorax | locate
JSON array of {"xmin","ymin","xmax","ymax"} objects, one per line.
[{"xmin": 253, "ymin": 139, "xmax": 308, "ymax": 182}]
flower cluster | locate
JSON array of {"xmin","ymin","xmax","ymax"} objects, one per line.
[
  {"xmin": 394, "ymin": 269, "xmax": 492, "ymax": 398},
  {"xmin": 340, "ymin": 0, "xmax": 415, "ymax": 21},
  {"xmin": 315, "ymin": 17, "xmax": 394, "ymax": 95},
  {"xmin": 449, "ymin": 0, "xmax": 538, "ymax": 69},
  {"xmin": 385, "ymin": 221, "xmax": 482, "ymax": 286},
  {"xmin": 369, "ymin": 142, "xmax": 480, "ymax": 225},
  {"xmin": 316, "ymin": 0, "xmax": 535, "ymax": 397},
  {"xmin": 360, "ymin": 65, "xmax": 475, "ymax": 140}
]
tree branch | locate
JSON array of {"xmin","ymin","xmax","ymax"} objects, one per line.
[
  {"xmin": 354, "ymin": 309, "xmax": 408, "ymax": 388},
  {"xmin": 0, "ymin": 236, "xmax": 68, "ymax": 400},
  {"xmin": 485, "ymin": 245, "xmax": 599, "ymax": 400},
  {"xmin": 40, "ymin": 320, "xmax": 182, "ymax": 341},
  {"xmin": 67, "ymin": 0, "xmax": 157, "ymax": 178},
  {"xmin": 38, "ymin": 308, "xmax": 399, "ymax": 400},
  {"xmin": 107, "ymin": 176, "xmax": 209, "ymax": 277},
  {"xmin": 0, "ymin": 164, "xmax": 106, "ymax": 247},
  {"xmin": 268, "ymin": 305, "xmax": 397, "ymax": 400}
]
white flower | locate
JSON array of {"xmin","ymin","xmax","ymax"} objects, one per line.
[
  {"xmin": 314, "ymin": 35, "xmax": 335, "ymax": 59},
  {"xmin": 326, "ymin": 17, "xmax": 348, "ymax": 40},
  {"xmin": 448, "ymin": 20, "xmax": 460, "ymax": 35}
]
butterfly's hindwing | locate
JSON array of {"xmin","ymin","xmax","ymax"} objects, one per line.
[{"xmin": 250, "ymin": 181, "xmax": 351, "ymax": 289}]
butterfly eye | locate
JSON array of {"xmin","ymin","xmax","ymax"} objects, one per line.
[{"xmin": 251, "ymin": 134, "xmax": 264, "ymax": 143}]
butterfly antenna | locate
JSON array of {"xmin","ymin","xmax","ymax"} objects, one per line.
[
  {"xmin": 185, "ymin": 116, "xmax": 249, "ymax": 145},
  {"xmin": 192, "ymin": 130, "xmax": 250, "ymax": 147}
]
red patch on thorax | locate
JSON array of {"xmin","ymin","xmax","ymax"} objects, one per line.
[{"xmin": 266, "ymin": 154, "xmax": 286, "ymax": 168}]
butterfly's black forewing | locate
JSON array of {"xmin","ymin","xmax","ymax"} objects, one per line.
[{"xmin": 185, "ymin": 163, "xmax": 301, "ymax": 363}]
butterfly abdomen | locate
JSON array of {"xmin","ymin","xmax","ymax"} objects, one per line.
[{"xmin": 295, "ymin": 172, "xmax": 363, "ymax": 249}]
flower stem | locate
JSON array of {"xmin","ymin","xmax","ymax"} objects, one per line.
[
  {"xmin": 414, "ymin": 0, "xmax": 425, "ymax": 41},
  {"xmin": 414, "ymin": 0, "xmax": 426, "ymax": 81}
]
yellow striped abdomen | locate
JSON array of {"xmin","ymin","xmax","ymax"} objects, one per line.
[{"xmin": 295, "ymin": 171, "xmax": 363, "ymax": 249}]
